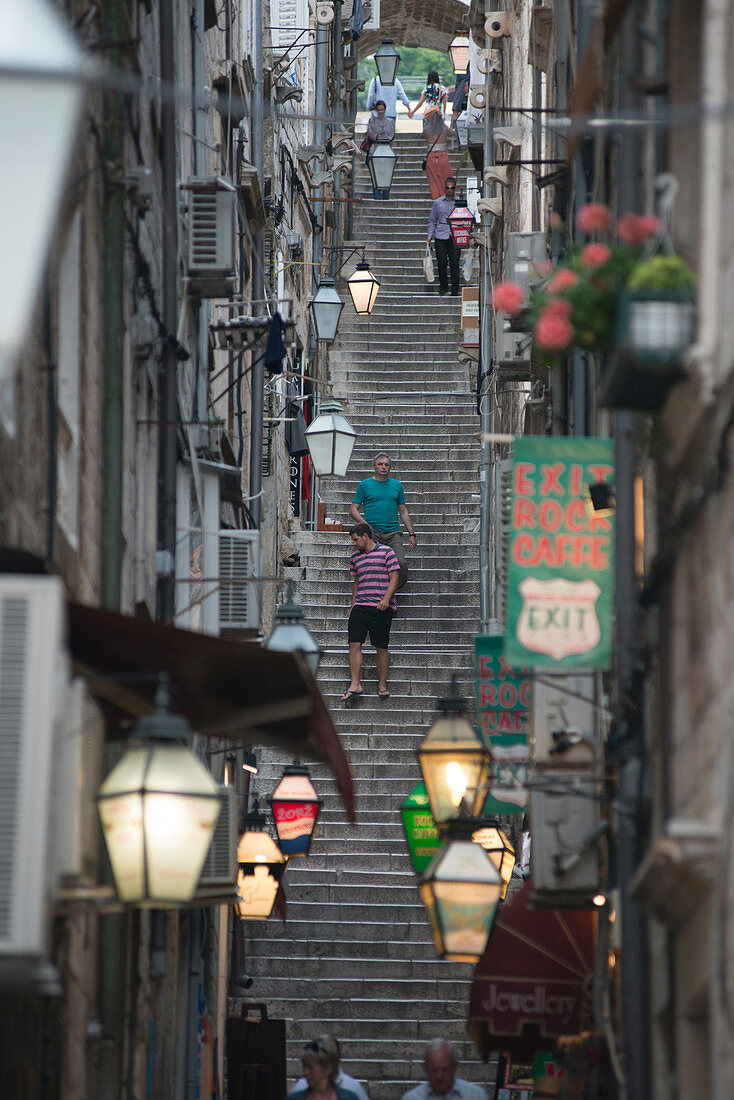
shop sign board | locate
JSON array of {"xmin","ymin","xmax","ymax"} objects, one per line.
[
  {"xmin": 475, "ymin": 635, "xmax": 531, "ymax": 814},
  {"xmin": 505, "ymin": 437, "xmax": 615, "ymax": 670}
]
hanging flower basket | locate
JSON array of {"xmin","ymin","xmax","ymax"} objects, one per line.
[{"xmin": 598, "ymin": 288, "xmax": 696, "ymax": 408}]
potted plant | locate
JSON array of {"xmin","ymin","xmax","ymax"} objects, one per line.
[
  {"xmin": 491, "ymin": 204, "xmax": 697, "ymax": 410},
  {"xmin": 601, "ymin": 254, "xmax": 696, "ymax": 408}
]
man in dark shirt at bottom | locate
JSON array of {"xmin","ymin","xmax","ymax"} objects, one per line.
[{"xmin": 341, "ymin": 523, "xmax": 399, "ymax": 704}]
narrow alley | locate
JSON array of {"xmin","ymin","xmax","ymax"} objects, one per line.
[{"xmin": 248, "ymin": 131, "xmax": 491, "ymax": 1097}]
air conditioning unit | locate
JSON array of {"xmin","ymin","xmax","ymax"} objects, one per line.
[
  {"xmin": 495, "ymin": 313, "xmax": 532, "ymax": 379},
  {"xmin": 185, "ymin": 177, "xmax": 237, "ymax": 299},
  {"xmin": 530, "ymin": 769, "xmax": 601, "ymax": 906},
  {"xmin": 199, "ymin": 786, "xmax": 237, "ymax": 888},
  {"xmin": 0, "ymin": 576, "xmax": 66, "ymax": 964},
  {"xmin": 218, "ymin": 529, "xmax": 262, "ymax": 633},
  {"xmin": 363, "ymin": 0, "xmax": 380, "ymax": 29},
  {"xmin": 506, "ymin": 231, "xmax": 547, "ymax": 303}
]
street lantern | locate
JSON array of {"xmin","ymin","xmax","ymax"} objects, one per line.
[
  {"xmin": 448, "ymin": 35, "xmax": 471, "ymax": 75},
  {"xmin": 401, "ymin": 783, "xmax": 442, "ymax": 874},
  {"xmin": 305, "ymin": 398, "xmax": 357, "ymax": 477},
  {"xmin": 235, "ymin": 809, "xmax": 286, "ymax": 919},
  {"xmin": 472, "ymin": 821, "xmax": 516, "ymax": 899},
  {"xmin": 448, "ymin": 201, "xmax": 475, "ymax": 248},
  {"xmin": 1, "ymin": 0, "xmax": 87, "ymax": 380},
  {"xmin": 347, "ymin": 262, "xmax": 381, "ymax": 315},
  {"xmin": 419, "ymin": 820, "xmax": 502, "ymax": 961},
  {"xmin": 270, "ymin": 764, "xmax": 323, "ymax": 857},
  {"xmin": 373, "ymin": 36, "xmax": 400, "ymax": 86},
  {"xmin": 418, "ymin": 678, "xmax": 490, "ymax": 826},
  {"xmin": 367, "ymin": 145, "xmax": 397, "ymax": 194},
  {"xmin": 97, "ymin": 683, "xmax": 221, "ymax": 906},
  {"xmin": 309, "ymin": 275, "xmax": 344, "ymax": 343},
  {"xmin": 266, "ymin": 583, "xmax": 322, "ymax": 674}
]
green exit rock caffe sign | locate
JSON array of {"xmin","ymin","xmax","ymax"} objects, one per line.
[{"xmin": 505, "ymin": 436, "xmax": 615, "ymax": 671}]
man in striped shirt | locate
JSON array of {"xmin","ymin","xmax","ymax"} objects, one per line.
[{"xmin": 342, "ymin": 522, "xmax": 400, "ymax": 703}]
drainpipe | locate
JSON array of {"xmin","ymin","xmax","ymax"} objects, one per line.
[
  {"xmin": 479, "ymin": 68, "xmax": 496, "ymax": 632},
  {"xmin": 249, "ymin": 0, "xmax": 265, "ymax": 527},
  {"xmin": 156, "ymin": 0, "xmax": 179, "ymax": 623},
  {"xmin": 613, "ymin": 6, "xmax": 651, "ymax": 1099},
  {"xmin": 312, "ymin": 21, "xmax": 329, "ymax": 290},
  {"xmin": 329, "ymin": 0, "xmax": 342, "ymax": 278}
]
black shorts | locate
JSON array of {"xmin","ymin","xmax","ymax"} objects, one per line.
[{"xmin": 348, "ymin": 605, "xmax": 394, "ymax": 649}]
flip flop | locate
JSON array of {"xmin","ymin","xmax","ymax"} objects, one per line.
[
  {"xmin": 341, "ymin": 688, "xmax": 363, "ymax": 703},
  {"xmin": 377, "ymin": 688, "xmax": 391, "ymax": 699}
]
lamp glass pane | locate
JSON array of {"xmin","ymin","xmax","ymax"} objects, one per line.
[
  {"xmin": 309, "ymin": 284, "xmax": 344, "ymax": 342},
  {"xmin": 374, "ymin": 40, "xmax": 400, "ymax": 85},
  {"xmin": 236, "ymin": 864, "xmax": 280, "ymax": 919},
  {"xmin": 448, "ymin": 37, "xmax": 471, "ymax": 74},
  {"xmin": 368, "ymin": 146, "xmax": 396, "ymax": 191},
  {"xmin": 419, "ymin": 839, "xmax": 502, "ymax": 961},
  {"xmin": 418, "ymin": 714, "xmax": 489, "ymax": 822},
  {"xmin": 348, "ymin": 269, "xmax": 380, "ymax": 315},
  {"xmin": 266, "ymin": 621, "xmax": 321, "ymax": 673},
  {"xmin": 98, "ymin": 745, "xmax": 221, "ymax": 904},
  {"xmin": 305, "ymin": 413, "xmax": 357, "ymax": 477},
  {"xmin": 272, "ymin": 773, "xmax": 321, "ymax": 856}
]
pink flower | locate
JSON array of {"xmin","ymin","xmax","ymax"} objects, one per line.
[
  {"xmin": 544, "ymin": 297, "xmax": 573, "ymax": 319},
  {"xmin": 580, "ymin": 243, "xmax": 611, "ymax": 268},
  {"xmin": 547, "ymin": 269, "xmax": 578, "ymax": 293},
  {"xmin": 576, "ymin": 202, "xmax": 612, "ymax": 235},
  {"xmin": 492, "ymin": 280, "xmax": 525, "ymax": 316},
  {"xmin": 616, "ymin": 212, "xmax": 663, "ymax": 246},
  {"xmin": 535, "ymin": 309, "xmax": 575, "ymax": 353},
  {"xmin": 549, "ymin": 212, "xmax": 564, "ymax": 229},
  {"xmin": 534, "ymin": 260, "xmax": 553, "ymax": 276}
]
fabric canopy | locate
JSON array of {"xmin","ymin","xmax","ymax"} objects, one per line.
[
  {"xmin": 469, "ymin": 881, "xmax": 596, "ymax": 1059},
  {"xmin": 67, "ymin": 601, "xmax": 355, "ymax": 821}
]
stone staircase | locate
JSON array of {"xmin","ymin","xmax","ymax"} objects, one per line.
[{"xmin": 244, "ymin": 133, "xmax": 492, "ymax": 1099}]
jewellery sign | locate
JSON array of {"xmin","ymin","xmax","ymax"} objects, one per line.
[
  {"xmin": 475, "ymin": 636, "xmax": 531, "ymax": 815},
  {"xmin": 505, "ymin": 437, "xmax": 615, "ymax": 670}
]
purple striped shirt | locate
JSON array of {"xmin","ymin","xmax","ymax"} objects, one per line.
[{"xmin": 350, "ymin": 544, "xmax": 400, "ymax": 609}]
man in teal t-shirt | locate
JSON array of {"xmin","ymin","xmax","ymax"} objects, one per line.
[{"xmin": 349, "ymin": 453, "xmax": 416, "ymax": 589}]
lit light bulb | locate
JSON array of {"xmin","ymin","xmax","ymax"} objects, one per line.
[{"xmin": 445, "ymin": 761, "xmax": 468, "ymax": 807}]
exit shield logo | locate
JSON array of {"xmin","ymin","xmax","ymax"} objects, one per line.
[{"xmin": 515, "ymin": 577, "xmax": 601, "ymax": 661}]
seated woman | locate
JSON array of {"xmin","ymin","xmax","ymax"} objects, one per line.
[
  {"xmin": 365, "ymin": 100, "xmax": 395, "ymax": 200},
  {"xmin": 285, "ymin": 1038, "xmax": 361, "ymax": 1100}
]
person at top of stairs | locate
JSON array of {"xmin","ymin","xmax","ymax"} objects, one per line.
[
  {"xmin": 349, "ymin": 452, "xmax": 416, "ymax": 590},
  {"xmin": 342, "ymin": 522, "xmax": 400, "ymax": 703}
]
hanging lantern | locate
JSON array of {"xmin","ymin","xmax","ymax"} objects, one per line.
[
  {"xmin": 448, "ymin": 201, "xmax": 475, "ymax": 248},
  {"xmin": 347, "ymin": 262, "xmax": 381, "ymax": 315},
  {"xmin": 266, "ymin": 583, "xmax": 322, "ymax": 674},
  {"xmin": 448, "ymin": 35, "xmax": 471, "ymax": 75},
  {"xmin": 373, "ymin": 36, "xmax": 400, "ymax": 86},
  {"xmin": 401, "ymin": 783, "xmax": 442, "ymax": 874},
  {"xmin": 0, "ymin": 0, "xmax": 87, "ymax": 381},
  {"xmin": 305, "ymin": 398, "xmax": 357, "ymax": 477},
  {"xmin": 367, "ymin": 145, "xmax": 397, "ymax": 194},
  {"xmin": 309, "ymin": 275, "xmax": 344, "ymax": 343},
  {"xmin": 97, "ymin": 683, "xmax": 221, "ymax": 906},
  {"xmin": 419, "ymin": 820, "xmax": 502, "ymax": 961},
  {"xmin": 270, "ymin": 764, "xmax": 323, "ymax": 857},
  {"xmin": 417, "ymin": 678, "xmax": 490, "ymax": 826},
  {"xmin": 472, "ymin": 822, "xmax": 516, "ymax": 899},
  {"xmin": 235, "ymin": 810, "xmax": 286, "ymax": 919}
]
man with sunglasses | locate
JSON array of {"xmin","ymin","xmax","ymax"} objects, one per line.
[{"xmin": 427, "ymin": 176, "xmax": 461, "ymax": 296}]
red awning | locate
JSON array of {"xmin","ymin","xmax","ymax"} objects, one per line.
[
  {"xmin": 469, "ymin": 882, "xmax": 596, "ymax": 1059},
  {"xmin": 67, "ymin": 601, "xmax": 355, "ymax": 821}
]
